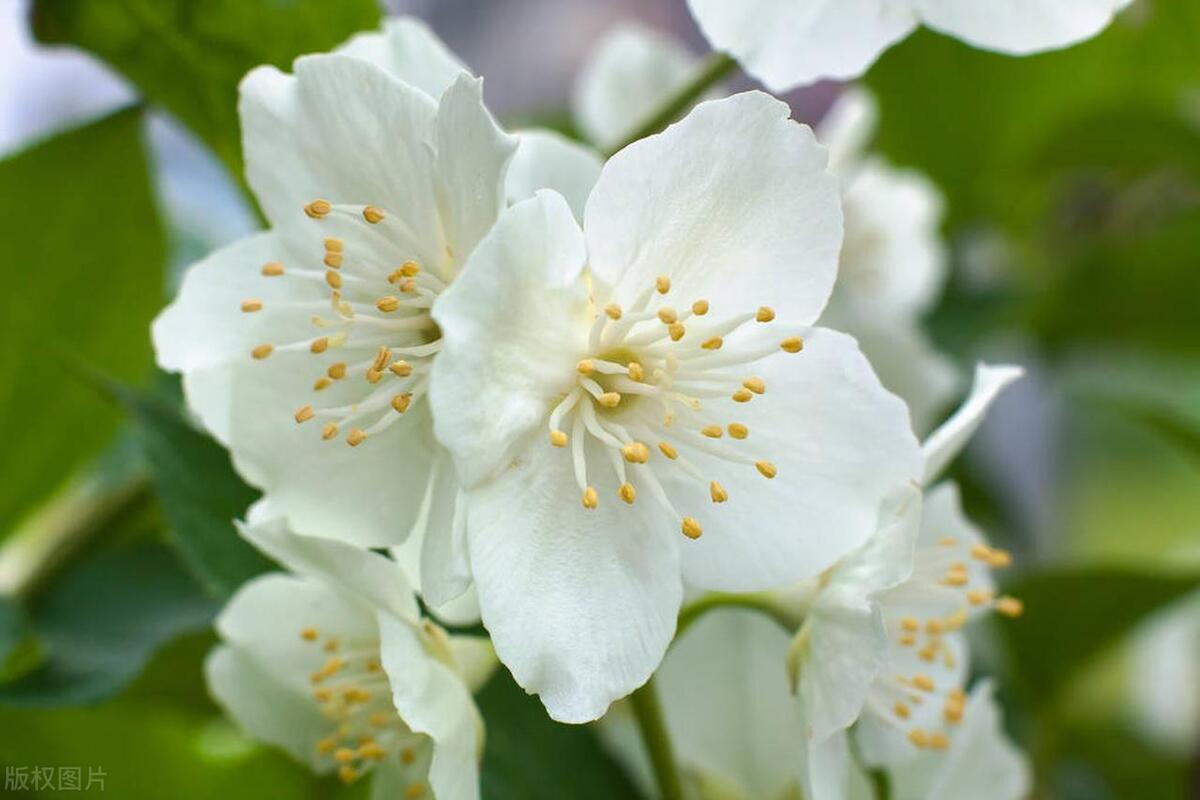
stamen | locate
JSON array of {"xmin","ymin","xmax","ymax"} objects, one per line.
[
  {"xmin": 347, "ymin": 429, "xmax": 367, "ymax": 447},
  {"xmin": 305, "ymin": 199, "xmax": 332, "ymax": 218},
  {"xmin": 321, "ymin": 423, "xmax": 339, "ymax": 440},
  {"xmin": 241, "ymin": 299, "xmax": 263, "ymax": 313},
  {"xmin": 995, "ymin": 596, "xmax": 1024, "ymax": 617},
  {"xmin": 709, "ymin": 481, "xmax": 728, "ymax": 503},
  {"xmin": 362, "ymin": 205, "xmax": 385, "ymax": 224},
  {"xmin": 756, "ymin": 306, "xmax": 775, "ymax": 322},
  {"xmin": 621, "ymin": 442, "xmax": 650, "ymax": 463},
  {"xmin": 261, "ymin": 261, "xmax": 284, "ymax": 276},
  {"xmin": 780, "ymin": 337, "xmax": 804, "ymax": 353},
  {"xmin": 657, "ymin": 307, "xmax": 678, "ymax": 325},
  {"xmin": 627, "ymin": 362, "xmax": 645, "ymax": 381},
  {"xmin": 251, "ymin": 344, "xmax": 274, "ymax": 360},
  {"xmin": 581, "ymin": 486, "xmax": 599, "ymax": 509},
  {"xmin": 328, "ymin": 363, "xmax": 348, "ymax": 379},
  {"xmin": 658, "ymin": 442, "xmax": 679, "ymax": 460},
  {"xmin": 605, "ymin": 304, "xmax": 623, "ymax": 320},
  {"xmin": 681, "ymin": 517, "xmax": 703, "ymax": 539},
  {"xmin": 701, "ymin": 337, "xmax": 723, "ymax": 350},
  {"xmin": 311, "ymin": 337, "xmax": 329, "ymax": 353},
  {"xmin": 691, "ymin": 300, "xmax": 709, "ymax": 316},
  {"xmin": 727, "ymin": 423, "xmax": 748, "ymax": 439},
  {"xmin": 549, "ymin": 430, "xmax": 568, "ymax": 447},
  {"xmin": 391, "ymin": 394, "xmax": 412, "ymax": 413},
  {"xmin": 743, "ymin": 377, "xmax": 765, "ymax": 394},
  {"xmin": 701, "ymin": 425, "xmax": 723, "ymax": 439},
  {"xmin": 598, "ymin": 392, "xmax": 621, "ymax": 408},
  {"xmin": 295, "ymin": 405, "xmax": 315, "ymax": 423},
  {"xmin": 619, "ymin": 483, "xmax": 636, "ymax": 504},
  {"xmin": 732, "ymin": 388, "xmax": 753, "ymax": 403},
  {"xmin": 656, "ymin": 276, "xmax": 671, "ymax": 294},
  {"xmin": 755, "ymin": 461, "xmax": 777, "ymax": 479}
]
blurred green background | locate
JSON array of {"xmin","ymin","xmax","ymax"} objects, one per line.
[{"xmin": 0, "ymin": 0, "xmax": 1197, "ymax": 797}]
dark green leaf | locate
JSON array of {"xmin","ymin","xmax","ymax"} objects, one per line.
[
  {"xmin": 995, "ymin": 568, "xmax": 1200, "ymax": 707},
  {"xmin": 0, "ymin": 107, "xmax": 165, "ymax": 540},
  {"xmin": 113, "ymin": 383, "xmax": 271, "ymax": 598},
  {"xmin": 0, "ymin": 540, "xmax": 216, "ymax": 706},
  {"xmin": 31, "ymin": 0, "xmax": 382, "ymax": 177},
  {"xmin": 477, "ymin": 669, "xmax": 644, "ymax": 800}
]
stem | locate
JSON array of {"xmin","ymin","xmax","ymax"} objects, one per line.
[
  {"xmin": 676, "ymin": 591, "xmax": 803, "ymax": 638},
  {"xmin": 629, "ymin": 675, "xmax": 685, "ymax": 800},
  {"xmin": 604, "ymin": 52, "xmax": 739, "ymax": 157}
]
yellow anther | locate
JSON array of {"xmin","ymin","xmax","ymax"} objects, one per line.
[
  {"xmin": 939, "ymin": 536, "xmax": 959, "ymax": 547},
  {"xmin": 681, "ymin": 517, "xmax": 703, "ymax": 539},
  {"xmin": 314, "ymin": 377, "xmax": 332, "ymax": 391},
  {"xmin": 251, "ymin": 343, "xmax": 274, "ymax": 360},
  {"xmin": 899, "ymin": 634, "xmax": 917, "ymax": 646},
  {"xmin": 582, "ymin": 487, "xmax": 599, "ymax": 509},
  {"xmin": 995, "ymin": 596, "xmax": 1024, "ymax": 617},
  {"xmin": 358, "ymin": 741, "xmax": 386, "ymax": 761},
  {"xmin": 316, "ymin": 738, "xmax": 337, "ymax": 755},
  {"xmin": 668, "ymin": 322, "xmax": 685, "ymax": 341},
  {"xmin": 405, "ymin": 784, "xmax": 427, "ymax": 799},
  {"xmin": 343, "ymin": 687, "xmax": 372, "ymax": 703},
  {"xmin": 622, "ymin": 442, "xmax": 651, "ymax": 463},
  {"xmin": 656, "ymin": 275, "xmax": 671, "ymax": 294},
  {"xmin": 627, "ymin": 362, "xmax": 645, "ymax": 381},
  {"xmin": 295, "ymin": 405, "xmax": 315, "ymax": 424},
  {"xmin": 928, "ymin": 731, "xmax": 950, "ymax": 750},
  {"xmin": 619, "ymin": 483, "xmax": 636, "ymax": 504},
  {"xmin": 780, "ymin": 337, "xmax": 804, "ymax": 353},
  {"xmin": 657, "ymin": 307, "xmax": 678, "ymax": 324},
  {"xmin": 691, "ymin": 299, "xmax": 709, "ymax": 316},
  {"xmin": 970, "ymin": 543, "xmax": 992, "ymax": 560},
  {"xmin": 369, "ymin": 712, "xmax": 391, "ymax": 727},
  {"xmin": 701, "ymin": 337, "xmax": 723, "ymax": 350},
  {"xmin": 926, "ymin": 619, "xmax": 945, "ymax": 636},
  {"xmin": 312, "ymin": 687, "xmax": 331, "ymax": 702},
  {"xmin": 325, "ymin": 269, "xmax": 343, "ymax": 289},
  {"xmin": 942, "ymin": 572, "xmax": 969, "ymax": 587},
  {"xmin": 912, "ymin": 674, "xmax": 936, "ymax": 692},
  {"xmin": 321, "ymin": 423, "xmax": 339, "ymax": 440},
  {"xmin": 372, "ymin": 346, "xmax": 392, "ymax": 371},
  {"xmin": 323, "ymin": 637, "xmax": 339, "ymax": 653},
  {"xmin": 901, "ymin": 617, "xmax": 920, "ymax": 632},
  {"xmin": 362, "ymin": 205, "xmax": 385, "ymax": 224},
  {"xmin": 598, "ymin": 392, "xmax": 621, "ymax": 408},
  {"xmin": 376, "ymin": 296, "xmax": 400, "ymax": 313},
  {"xmin": 710, "ymin": 481, "xmax": 728, "ymax": 503},
  {"xmin": 347, "ymin": 429, "xmax": 367, "ymax": 447},
  {"xmin": 577, "ymin": 359, "xmax": 596, "ymax": 375},
  {"xmin": 300, "ymin": 627, "xmax": 319, "ymax": 641},
  {"xmin": 549, "ymin": 430, "xmax": 568, "ymax": 447},
  {"xmin": 328, "ymin": 362, "xmax": 347, "ymax": 379},
  {"xmin": 399, "ymin": 278, "xmax": 418, "ymax": 293},
  {"xmin": 241, "ymin": 299, "xmax": 263, "ymax": 313},
  {"xmin": 366, "ymin": 368, "xmax": 383, "ymax": 384},
  {"xmin": 333, "ymin": 746, "xmax": 356, "ymax": 764},
  {"xmin": 400, "ymin": 260, "xmax": 420, "ymax": 277},
  {"xmin": 945, "ymin": 608, "xmax": 969, "ymax": 630},
  {"xmin": 324, "ymin": 237, "xmax": 344, "ymax": 253},
  {"xmin": 727, "ymin": 423, "xmax": 749, "ymax": 439},
  {"xmin": 988, "ymin": 548, "xmax": 1013, "ymax": 568},
  {"xmin": 944, "ymin": 701, "xmax": 964, "ymax": 724},
  {"xmin": 756, "ymin": 306, "xmax": 775, "ymax": 323},
  {"xmin": 755, "ymin": 461, "xmax": 777, "ymax": 479},
  {"xmin": 658, "ymin": 442, "xmax": 678, "ymax": 460},
  {"xmin": 907, "ymin": 729, "xmax": 930, "ymax": 748},
  {"xmin": 967, "ymin": 589, "xmax": 993, "ymax": 606},
  {"xmin": 391, "ymin": 394, "xmax": 412, "ymax": 414},
  {"xmin": 365, "ymin": 659, "xmax": 381, "ymax": 673},
  {"xmin": 304, "ymin": 199, "xmax": 332, "ymax": 218},
  {"xmin": 605, "ymin": 304, "xmax": 623, "ymax": 320},
  {"xmin": 324, "ymin": 252, "xmax": 343, "ymax": 268},
  {"xmin": 701, "ymin": 425, "xmax": 723, "ymax": 438},
  {"xmin": 400, "ymin": 749, "xmax": 415, "ymax": 765},
  {"xmin": 338, "ymin": 765, "xmax": 359, "ymax": 784},
  {"xmin": 743, "ymin": 377, "xmax": 766, "ymax": 394},
  {"xmin": 390, "ymin": 360, "xmax": 413, "ymax": 377},
  {"xmin": 918, "ymin": 644, "xmax": 938, "ymax": 662},
  {"xmin": 311, "ymin": 337, "xmax": 329, "ymax": 354},
  {"xmin": 261, "ymin": 260, "xmax": 284, "ymax": 276},
  {"xmin": 732, "ymin": 388, "xmax": 753, "ymax": 403},
  {"xmin": 894, "ymin": 702, "xmax": 911, "ymax": 720}
]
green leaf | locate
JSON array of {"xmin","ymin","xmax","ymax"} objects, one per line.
[
  {"xmin": 995, "ymin": 568, "xmax": 1200, "ymax": 707},
  {"xmin": 113, "ymin": 383, "xmax": 271, "ymax": 598},
  {"xmin": 30, "ymin": 0, "xmax": 382, "ymax": 177},
  {"xmin": 0, "ymin": 540, "xmax": 217, "ymax": 706},
  {"xmin": 0, "ymin": 107, "xmax": 165, "ymax": 540},
  {"xmin": 477, "ymin": 669, "xmax": 644, "ymax": 800}
]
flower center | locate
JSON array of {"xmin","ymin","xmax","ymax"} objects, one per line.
[
  {"xmin": 546, "ymin": 274, "xmax": 805, "ymax": 540},
  {"xmin": 244, "ymin": 200, "xmax": 447, "ymax": 448},
  {"xmin": 299, "ymin": 624, "xmax": 431, "ymax": 792}
]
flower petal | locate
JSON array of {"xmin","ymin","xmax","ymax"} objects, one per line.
[
  {"xmin": 239, "ymin": 54, "xmax": 440, "ymax": 231},
  {"xmin": 572, "ymin": 24, "xmax": 707, "ymax": 150},
  {"xmin": 433, "ymin": 74, "xmax": 519, "ymax": 271},
  {"xmin": 685, "ymin": 0, "xmax": 916, "ymax": 91},
  {"xmin": 505, "ymin": 129, "xmax": 602, "ymax": 223},
  {"xmin": 817, "ymin": 88, "xmax": 879, "ymax": 176},
  {"xmin": 670, "ymin": 327, "xmax": 923, "ymax": 591},
  {"xmin": 922, "ymin": 363, "xmax": 1024, "ymax": 484},
  {"xmin": 584, "ymin": 91, "xmax": 842, "ymax": 326},
  {"xmin": 336, "ymin": 17, "xmax": 470, "ymax": 100},
  {"xmin": 377, "ymin": 613, "xmax": 483, "ymax": 800},
  {"xmin": 463, "ymin": 439, "xmax": 682, "ymax": 723},
  {"xmin": 430, "ymin": 191, "xmax": 590, "ymax": 488},
  {"xmin": 916, "ymin": 0, "xmax": 1132, "ymax": 55}
]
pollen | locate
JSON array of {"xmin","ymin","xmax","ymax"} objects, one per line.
[
  {"xmin": 324, "ymin": 252, "xmax": 343, "ymax": 268},
  {"xmin": 321, "ymin": 423, "xmax": 339, "ymax": 440},
  {"xmin": 743, "ymin": 377, "xmax": 766, "ymax": 394},
  {"xmin": 314, "ymin": 377, "xmax": 332, "ymax": 391},
  {"xmin": 311, "ymin": 337, "xmax": 329, "ymax": 353},
  {"xmin": 390, "ymin": 360, "xmax": 413, "ymax": 377},
  {"xmin": 582, "ymin": 486, "xmax": 599, "ymax": 509},
  {"xmin": 755, "ymin": 461, "xmax": 777, "ymax": 479},
  {"xmin": 657, "ymin": 307, "xmax": 678, "ymax": 324},
  {"xmin": 300, "ymin": 627, "xmax": 319, "ymax": 641},
  {"xmin": 732, "ymin": 388, "xmax": 753, "ymax": 403},
  {"xmin": 261, "ymin": 261, "xmax": 284, "ymax": 276},
  {"xmin": 967, "ymin": 589, "xmax": 993, "ymax": 606},
  {"xmin": 400, "ymin": 260, "xmax": 420, "ymax": 277},
  {"xmin": 605, "ymin": 304, "xmax": 623, "ymax": 320},
  {"xmin": 295, "ymin": 405, "xmax": 315, "ymax": 424},
  {"xmin": 362, "ymin": 205, "xmax": 385, "ymax": 224},
  {"xmin": 901, "ymin": 617, "xmax": 920, "ymax": 632},
  {"xmin": 627, "ymin": 362, "xmax": 645, "ymax": 381},
  {"xmin": 668, "ymin": 322, "xmax": 685, "ymax": 341},
  {"xmin": 995, "ymin": 596, "xmax": 1024, "ymax": 617},
  {"xmin": 328, "ymin": 363, "xmax": 347, "ymax": 379},
  {"xmin": 780, "ymin": 337, "xmax": 804, "ymax": 353},
  {"xmin": 681, "ymin": 516, "xmax": 703, "ymax": 539},
  {"xmin": 701, "ymin": 425, "xmax": 723, "ymax": 438},
  {"xmin": 727, "ymin": 423, "xmax": 748, "ymax": 439},
  {"xmin": 577, "ymin": 359, "xmax": 596, "ymax": 375},
  {"xmin": 756, "ymin": 306, "xmax": 775, "ymax": 323},
  {"xmin": 621, "ymin": 442, "xmax": 650, "ymax": 463},
  {"xmin": 347, "ymin": 429, "xmax": 367, "ymax": 447},
  {"xmin": 894, "ymin": 701, "xmax": 911, "ymax": 719},
  {"xmin": 324, "ymin": 237, "xmax": 343, "ymax": 253},
  {"xmin": 701, "ymin": 337, "xmax": 723, "ymax": 350},
  {"xmin": 658, "ymin": 442, "xmax": 678, "ymax": 460},
  {"xmin": 304, "ymin": 199, "xmax": 332, "ymax": 218},
  {"xmin": 325, "ymin": 270, "xmax": 343, "ymax": 289},
  {"xmin": 376, "ymin": 296, "xmax": 400, "ymax": 312},
  {"xmin": 549, "ymin": 430, "xmax": 568, "ymax": 447},
  {"xmin": 655, "ymin": 275, "xmax": 671, "ymax": 294},
  {"xmin": 338, "ymin": 765, "xmax": 359, "ymax": 784},
  {"xmin": 710, "ymin": 481, "xmax": 728, "ymax": 503},
  {"xmin": 928, "ymin": 731, "xmax": 950, "ymax": 750},
  {"xmin": 251, "ymin": 343, "xmax": 274, "ymax": 360},
  {"xmin": 405, "ymin": 784, "xmax": 426, "ymax": 800},
  {"xmin": 391, "ymin": 394, "xmax": 412, "ymax": 413},
  {"xmin": 912, "ymin": 674, "xmax": 936, "ymax": 692},
  {"xmin": 598, "ymin": 392, "xmax": 621, "ymax": 408},
  {"xmin": 241, "ymin": 299, "xmax": 263, "ymax": 313},
  {"xmin": 619, "ymin": 483, "xmax": 636, "ymax": 504},
  {"xmin": 907, "ymin": 729, "xmax": 930, "ymax": 748}
]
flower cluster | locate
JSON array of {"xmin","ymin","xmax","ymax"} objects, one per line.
[{"xmin": 151, "ymin": 5, "xmax": 1130, "ymax": 797}]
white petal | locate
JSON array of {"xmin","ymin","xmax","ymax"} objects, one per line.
[
  {"xmin": 430, "ymin": 191, "xmax": 590, "ymax": 488},
  {"xmin": 685, "ymin": 0, "xmax": 917, "ymax": 91},
  {"xmin": 505, "ymin": 129, "xmax": 602, "ymax": 223},
  {"xmin": 433, "ymin": 74, "xmax": 519, "ymax": 270},
  {"xmin": 916, "ymin": 0, "xmax": 1131, "ymax": 55},
  {"xmin": 336, "ymin": 17, "xmax": 470, "ymax": 100},
  {"xmin": 584, "ymin": 92, "xmax": 842, "ymax": 326},
  {"xmin": 237, "ymin": 510, "xmax": 420, "ymax": 622},
  {"xmin": 377, "ymin": 614, "xmax": 483, "ymax": 800},
  {"xmin": 448, "ymin": 635, "xmax": 498, "ymax": 694},
  {"xmin": 205, "ymin": 645, "xmax": 333, "ymax": 771},
  {"xmin": 817, "ymin": 87, "xmax": 880, "ymax": 176},
  {"xmin": 239, "ymin": 54, "xmax": 441, "ymax": 232},
  {"xmin": 572, "ymin": 24, "xmax": 707, "ymax": 150},
  {"xmin": 672, "ymin": 328, "xmax": 923, "ymax": 591},
  {"xmin": 922, "ymin": 363, "xmax": 1024, "ymax": 484},
  {"xmin": 890, "ymin": 682, "xmax": 1032, "ymax": 800},
  {"xmin": 463, "ymin": 439, "xmax": 682, "ymax": 723}
]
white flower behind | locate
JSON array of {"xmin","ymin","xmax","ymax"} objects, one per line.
[
  {"xmin": 207, "ymin": 503, "xmax": 492, "ymax": 800},
  {"xmin": 429, "ymin": 92, "xmax": 922, "ymax": 722},
  {"xmin": 686, "ymin": 0, "xmax": 1135, "ymax": 91}
]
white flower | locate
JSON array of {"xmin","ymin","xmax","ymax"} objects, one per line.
[
  {"xmin": 151, "ymin": 19, "xmax": 598, "ymax": 614},
  {"xmin": 1130, "ymin": 590, "xmax": 1200, "ymax": 754},
  {"xmin": 686, "ymin": 0, "xmax": 1134, "ymax": 91},
  {"xmin": 815, "ymin": 88, "xmax": 958, "ymax": 434},
  {"xmin": 206, "ymin": 502, "xmax": 493, "ymax": 799},
  {"xmin": 428, "ymin": 91, "xmax": 922, "ymax": 722}
]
